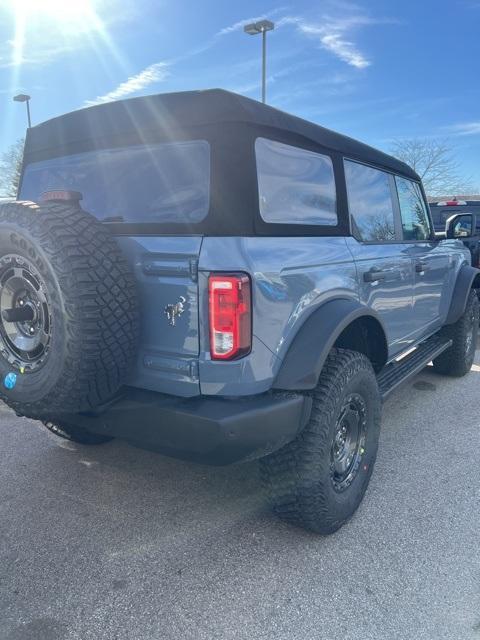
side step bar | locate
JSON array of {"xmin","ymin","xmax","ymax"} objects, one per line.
[{"xmin": 377, "ymin": 335, "xmax": 452, "ymax": 401}]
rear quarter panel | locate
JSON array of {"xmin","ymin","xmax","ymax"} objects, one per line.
[{"xmin": 198, "ymin": 237, "xmax": 358, "ymax": 395}]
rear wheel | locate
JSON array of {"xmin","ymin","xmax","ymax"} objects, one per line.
[
  {"xmin": 260, "ymin": 349, "xmax": 381, "ymax": 534},
  {"xmin": 433, "ymin": 289, "xmax": 479, "ymax": 377},
  {"xmin": 43, "ymin": 419, "xmax": 113, "ymax": 445}
]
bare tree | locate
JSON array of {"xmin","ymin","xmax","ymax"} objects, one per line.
[
  {"xmin": 390, "ymin": 138, "xmax": 474, "ymax": 197},
  {"xmin": 0, "ymin": 139, "xmax": 24, "ymax": 198}
]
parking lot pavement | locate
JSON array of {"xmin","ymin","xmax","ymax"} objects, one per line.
[{"xmin": 1, "ymin": 357, "xmax": 480, "ymax": 640}]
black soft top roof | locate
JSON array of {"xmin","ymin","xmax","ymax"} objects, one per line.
[{"xmin": 24, "ymin": 89, "xmax": 418, "ymax": 181}]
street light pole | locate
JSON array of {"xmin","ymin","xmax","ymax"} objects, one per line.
[
  {"xmin": 244, "ymin": 20, "xmax": 275, "ymax": 104},
  {"xmin": 262, "ymin": 27, "xmax": 267, "ymax": 104},
  {"xmin": 25, "ymin": 99, "xmax": 31, "ymax": 129},
  {"xmin": 13, "ymin": 94, "xmax": 32, "ymax": 129}
]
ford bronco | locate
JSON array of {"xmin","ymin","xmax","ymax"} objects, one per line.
[{"xmin": 0, "ymin": 89, "xmax": 478, "ymax": 534}]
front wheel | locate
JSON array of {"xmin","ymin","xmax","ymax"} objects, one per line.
[
  {"xmin": 433, "ymin": 289, "xmax": 479, "ymax": 377},
  {"xmin": 260, "ymin": 349, "xmax": 381, "ymax": 535}
]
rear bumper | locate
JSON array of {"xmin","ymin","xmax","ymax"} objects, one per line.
[{"xmin": 68, "ymin": 388, "xmax": 312, "ymax": 465}]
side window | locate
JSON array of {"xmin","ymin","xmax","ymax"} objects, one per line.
[
  {"xmin": 395, "ymin": 177, "xmax": 431, "ymax": 241},
  {"xmin": 255, "ymin": 138, "xmax": 337, "ymax": 225},
  {"xmin": 344, "ymin": 160, "xmax": 396, "ymax": 242}
]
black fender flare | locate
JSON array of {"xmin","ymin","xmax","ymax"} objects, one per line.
[
  {"xmin": 445, "ymin": 264, "xmax": 480, "ymax": 325},
  {"xmin": 273, "ymin": 298, "xmax": 388, "ymax": 391}
]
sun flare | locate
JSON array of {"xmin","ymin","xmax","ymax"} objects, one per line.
[
  {"xmin": 6, "ymin": 0, "xmax": 105, "ymax": 69},
  {"xmin": 10, "ymin": 0, "xmax": 98, "ymax": 23}
]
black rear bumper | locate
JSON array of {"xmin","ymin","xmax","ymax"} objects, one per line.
[{"xmin": 68, "ymin": 388, "xmax": 312, "ymax": 465}]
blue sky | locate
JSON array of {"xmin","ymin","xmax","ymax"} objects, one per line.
[{"xmin": 1, "ymin": 0, "xmax": 480, "ymax": 187}]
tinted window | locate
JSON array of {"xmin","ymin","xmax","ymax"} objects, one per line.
[
  {"xmin": 395, "ymin": 177, "xmax": 431, "ymax": 240},
  {"xmin": 20, "ymin": 141, "xmax": 210, "ymax": 224},
  {"xmin": 255, "ymin": 138, "xmax": 337, "ymax": 225},
  {"xmin": 344, "ymin": 160, "xmax": 396, "ymax": 242}
]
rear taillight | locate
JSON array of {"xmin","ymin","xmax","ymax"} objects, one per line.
[{"xmin": 209, "ymin": 274, "xmax": 252, "ymax": 360}]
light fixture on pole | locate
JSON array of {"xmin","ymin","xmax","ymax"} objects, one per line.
[
  {"xmin": 13, "ymin": 94, "xmax": 32, "ymax": 129},
  {"xmin": 243, "ymin": 20, "xmax": 275, "ymax": 104}
]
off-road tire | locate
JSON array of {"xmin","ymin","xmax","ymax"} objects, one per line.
[
  {"xmin": 43, "ymin": 419, "xmax": 113, "ymax": 445},
  {"xmin": 260, "ymin": 349, "xmax": 381, "ymax": 535},
  {"xmin": 432, "ymin": 289, "xmax": 479, "ymax": 377},
  {"xmin": 0, "ymin": 200, "xmax": 139, "ymax": 418}
]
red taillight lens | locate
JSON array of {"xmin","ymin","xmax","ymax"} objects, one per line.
[{"xmin": 209, "ymin": 274, "xmax": 252, "ymax": 360}]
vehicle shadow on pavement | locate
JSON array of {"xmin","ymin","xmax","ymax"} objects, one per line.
[
  {"xmin": 4, "ymin": 354, "xmax": 480, "ymax": 545},
  {"xmin": 2, "ymin": 354, "xmax": 480, "ymax": 640}
]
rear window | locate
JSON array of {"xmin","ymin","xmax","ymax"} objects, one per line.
[
  {"xmin": 255, "ymin": 138, "xmax": 337, "ymax": 225},
  {"xmin": 344, "ymin": 160, "xmax": 396, "ymax": 242},
  {"xmin": 20, "ymin": 141, "xmax": 210, "ymax": 224},
  {"xmin": 395, "ymin": 176, "xmax": 431, "ymax": 240}
]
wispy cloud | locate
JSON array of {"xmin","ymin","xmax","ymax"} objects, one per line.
[
  {"xmin": 443, "ymin": 122, "xmax": 480, "ymax": 136},
  {"xmin": 85, "ymin": 62, "xmax": 170, "ymax": 106},
  {"xmin": 83, "ymin": 9, "xmax": 286, "ymax": 105},
  {"xmin": 277, "ymin": 11, "xmax": 396, "ymax": 69},
  {"xmin": 302, "ymin": 23, "xmax": 371, "ymax": 68},
  {"xmin": 83, "ymin": 4, "xmax": 392, "ymax": 107}
]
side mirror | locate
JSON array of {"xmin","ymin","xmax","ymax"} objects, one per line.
[{"xmin": 445, "ymin": 213, "xmax": 474, "ymax": 239}]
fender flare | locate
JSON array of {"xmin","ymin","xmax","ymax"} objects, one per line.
[
  {"xmin": 273, "ymin": 298, "xmax": 388, "ymax": 391},
  {"xmin": 445, "ymin": 264, "xmax": 480, "ymax": 325}
]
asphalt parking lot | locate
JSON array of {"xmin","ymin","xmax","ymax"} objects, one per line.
[{"xmin": 1, "ymin": 356, "xmax": 480, "ymax": 640}]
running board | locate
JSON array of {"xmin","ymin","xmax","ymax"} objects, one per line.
[{"xmin": 377, "ymin": 335, "xmax": 452, "ymax": 401}]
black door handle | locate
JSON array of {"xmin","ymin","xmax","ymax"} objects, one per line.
[
  {"xmin": 363, "ymin": 270, "xmax": 387, "ymax": 283},
  {"xmin": 415, "ymin": 261, "xmax": 428, "ymax": 273}
]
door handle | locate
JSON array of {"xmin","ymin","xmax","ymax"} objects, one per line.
[
  {"xmin": 363, "ymin": 270, "xmax": 387, "ymax": 283},
  {"xmin": 415, "ymin": 261, "xmax": 428, "ymax": 273}
]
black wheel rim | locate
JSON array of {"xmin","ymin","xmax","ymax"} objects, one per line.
[
  {"xmin": 330, "ymin": 393, "xmax": 367, "ymax": 492},
  {"xmin": 0, "ymin": 254, "xmax": 52, "ymax": 372}
]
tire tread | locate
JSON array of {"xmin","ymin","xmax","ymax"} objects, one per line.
[{"xmin": 0, "ymin": 200, "xmax": 139, "ymax": 416}]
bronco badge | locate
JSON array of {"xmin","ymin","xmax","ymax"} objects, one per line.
[{"xmin": 165, "ymin": 296, "xmax": 186, "ymax": 326}]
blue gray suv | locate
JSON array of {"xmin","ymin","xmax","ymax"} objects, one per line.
[{"xmin": 0, "ymin": 89, "xmax": 478, "ymax": 534}]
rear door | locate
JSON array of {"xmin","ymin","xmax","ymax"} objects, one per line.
[
  {"xmin": 344, "ymin": 160, "xmax": 416, "ymax": 357},
  {"xmin": 395, "ymin": 176, "xmax": 451, "ymax": 335}
]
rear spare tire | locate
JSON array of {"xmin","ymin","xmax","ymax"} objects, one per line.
[{"xmin": 0, "ymin": 200, "xmax": 139, "ymax": 418}]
